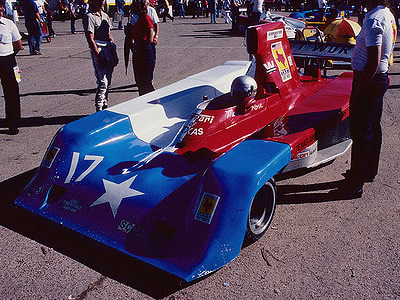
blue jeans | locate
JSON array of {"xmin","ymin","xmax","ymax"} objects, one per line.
[
  {"xmin": 349, "ymin": 71, "xmax": 389, "ymax": 187},
  {"xmin": 178, "ymin": 3, "xmax": 185, "ymax": 17},
  {"xmin": 210, "ymin": 12, "xmax": 216, "ymax": 23},
  {"xmin": 91, "ymin": 49, "xmax": 114, "ymax": 110},
  {"xmin": 26, "ymin": 22, "xmax": 42, "ymax": 53}
]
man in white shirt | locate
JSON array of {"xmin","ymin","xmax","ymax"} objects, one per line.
[
  {"xmin": 0, "ymin": 0, "xmax": 22, "ymax": 134},
  {"xmin": 333, "ymin": 0, "xmax": 396, "ymax": 198}
]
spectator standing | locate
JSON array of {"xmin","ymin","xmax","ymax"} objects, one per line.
[
  {"xmin": 202, "ymin": 0, "xmax": 208, "ymax": 17},
  {"xmin": 129, "ymin": 0, "xmax": 159, "ymax": 63},
  {"xmin": 209, "ymin": 0, "xmax": 216, "ymax": 22},
  {"xmin": 68, "ymin": 0, "xmax": 77, "ymax": 33},
  {"xmin": 83, "ymin": 0, "xmax": 116, "ymax": 111},
  {"xmin": 231, "ymin": 0, "xmax": 241, "ymax": 30},
  {"xmin": 56, "ymin": 0, "xmax": 68, "ymax": 21},
  {"xmin": 115, "ymin": 0, "xmax": 125, "ymax": 29},
  {"xmin": 192, "ymin": 0, "xmax": 201, "ymax": 17},
  {"xmin": 216, "ymin": 0, "xmax": 222, "ymax": 16},
  {"xmin": 4, "ymin": 0, "xmax": 13, "ymax": 21},
  {"xmin": 34, "ymin": 0, "xmax": 45, "ymax": 17},
  {"xmin": 250, "ymin": 0, "xmax": 262, "ymax": 25},
  {"xmin": 44, "ymin": 1, "xmax": 55, "ymax": 37},
  {"xmin": 317, "ymin": 0, "xmax": 327, "ymax": 21},
  {"xmin": 128, "ymin": 0, "xmax": 155, "ymax": 95},
  {"xmin": 23, "ymin": 0, "xmax": 43, "ymax": 55},
  {"xmin": 221, "ymin": 0, "xmax": 231, "ymax": 23},
  {"xmin": 0, "ymin": 0, "xmax": 22, "ymax": 134},
  {"xmin": 333, "ymin": 0, "xmax": 396, "ymax": 198},
  {"xmin": 177, "ymin": 0, "xmax": 185, "ymax": 17}
]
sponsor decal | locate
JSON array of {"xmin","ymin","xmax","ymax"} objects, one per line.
[
  {"xmin": 194, "ymin": 193, "xmax": 220, "ymax": 224},
  {"xmin": 187, "ymin": 127, "xmax": 204, "ymax": 136},
  {"xmin": 226, "ymin": 109, "xmax": 235, "ymax": 118},
  {"xmin": 41, "ymin": 146, "xmax": 60, "ymax": 168},
  {"xmin": 267, "ymin": 29, "xmax": 284, "ymax": 41},
  {"xmin": 179, "ymin": 113, "xmax": 213, "ymax": 137},
  {"xmin": 187, "ymin": 113, "xmax": 215, "ymax": 125},
  {"xmin": 263, "ymin": 61, "xmax": 277, "ymax": 74},
  {"xmin": 118, "ymin": 220, "xmax": 136, "ymax": 233},
  {"xmin": 196, "ymin": 114, "xmax": 215, "ymax": 124},
  {"xmin": 251, "ymin": 103, "xmax": 264, "ymax": 111},
  {"xmin": 118, "ymin": 220, "xmax": 146, "ymax": 236},
  {"xmin": 62, "ymin": 199, "xmax": 82, "ymax": 213},
  {"xmin": 271, "ymin": 41, "xmax": 292, "ymax": 82},
  {"xmin": 287, "ymin": 55, "xmax": 293, "ymax": 66},
  {"xmin": 294, "ymin": 150, "xmax": 310, "ymax": 160},
  {"xmin": 295, "ymin": 134, "xmax": 315, "ymax": 153}
]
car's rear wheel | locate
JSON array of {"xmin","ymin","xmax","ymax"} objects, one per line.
[{"xmin": 244, "ymin": 178, "xmax": 277, "ymax": 246}]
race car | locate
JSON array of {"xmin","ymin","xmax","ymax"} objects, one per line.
[
  {"xmin": 289, "ymin": 6, "xmax": 355, "ymax": 23},
  {"xmin": 237, "ymin": 12, "xmax": 306, "ymax": 39},
  {"xmin": 15, "ymin": 22, "xmax": 354, "ymax": 282}
]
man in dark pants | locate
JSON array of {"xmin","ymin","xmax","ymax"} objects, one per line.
[
  {"xmin": 333, "ymin": 0, "xmax": 396, "ymax": 198},
  {"xmin": 0, "ymin": 0, "xmax": 22, "ymax": 135}
]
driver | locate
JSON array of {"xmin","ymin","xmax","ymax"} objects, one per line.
[{"xmin": 230, "ymin": 75, "xmax": 257, "ymax": 105}]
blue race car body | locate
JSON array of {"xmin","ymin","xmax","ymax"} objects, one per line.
[{"xmin": 15, "ymin": 22, "xmax": 354, "ymax": 282}]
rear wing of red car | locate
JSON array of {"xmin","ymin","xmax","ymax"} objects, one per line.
[{"xmin": 289, "ymin": 40, "xmax": 354, "ymax": 62}]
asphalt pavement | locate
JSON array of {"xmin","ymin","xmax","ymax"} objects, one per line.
[{"xmin": 0, "ymin": 13, "xmax": 399, "ymax": 299}]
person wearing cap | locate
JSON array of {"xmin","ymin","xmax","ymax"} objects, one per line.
[{"xmin": 0, "ymin": 0, "xmax": 22, "ymax": 134}]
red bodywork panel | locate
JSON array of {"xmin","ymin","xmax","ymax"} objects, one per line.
[{"xmin": 175, "ymin": 22, "xmax": 352, "ymax": 161}]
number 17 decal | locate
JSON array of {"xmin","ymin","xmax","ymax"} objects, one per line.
[{"xmin": 65, "ymin": 152, "xmax": 104, "ymax": 184}]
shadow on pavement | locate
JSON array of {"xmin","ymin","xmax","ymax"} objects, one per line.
[
  {"xmin": 0, "ymin": 115, "xmax": 87, "ymax": 130},
  {"xmin": 19, "ymin": 84, "xmax": 137, "ymax": 97},
  {"xmin": 277, "ymin": 180, "xmax": 349, "ymax": 204},
  {"xmin": 179, "ymin": 28, "xmax": 233, "ymax": 38},
  {"xmin": 275, "ymin": 163, "xmax": 357, "ymax": 203},
  {"xmin": 0, "ymin": 169, "xmax": 190, "ymax": 299}
]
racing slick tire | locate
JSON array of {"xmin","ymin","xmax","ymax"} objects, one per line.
[{"xmin": 244, "ymin": 178, "xmax": 277, "ymax": 246}]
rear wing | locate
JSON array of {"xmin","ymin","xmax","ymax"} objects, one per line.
[{"xmin": 289, "ymin": 40, "xmax": 354, "ymax": 62}]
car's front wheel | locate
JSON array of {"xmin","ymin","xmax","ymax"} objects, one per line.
[{"xmin": 244, "ymin": 178, "xmax": 277, "ymax": 246}]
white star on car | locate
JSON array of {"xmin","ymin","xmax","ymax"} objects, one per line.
[{"xmin": 90, "ymin": 175, "xmax": 144, "ymax": 218}]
